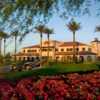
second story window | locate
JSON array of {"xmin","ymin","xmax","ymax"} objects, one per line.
[
  {"xmin": 82, "ymin": 48, "xmax": 85, "ymax": 51},
  {"xmin": 32, "ymin": 50, "xmax": 37, "ymax": 52},
  {"xmin": 66, "ymin": 48, "xmax": 69, "ymax": 51},
  {"xmin": 61, "ymin": 48, "xmax": 64, "ymax": 52},
  {"xmin": 28, "ymin": 50, "xmax": 31, "ymax": 52},
  {"xmin": 23, "ymin": 50, "xmax": 25, "ymax": 53},
  {"xmin": 55, "ymin": 48, "xmax": 58, "ymax": 51},
  {"xmin": 76, "ymin": 48, "xmax": 79, "ymax": 51},
  {"xmin": 69, "ymin": 48, "xmax": 72, "ymax": 51}
]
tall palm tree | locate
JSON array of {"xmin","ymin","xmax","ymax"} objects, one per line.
[
  {"xmin": 0, "ymin": 32, "xmax": 3, "ymax": 55},
  {"xmin": 11, "ymin": 30, "xmax": 20, "ymax": 61},
  {"xmin": 0, "ymin": 30, "xmax": 5, "ymax": 55},
  {"xmin": 95, "ymin": 25, "xmax": 100, "ymax": 56},
  {"xmin": 35, "ymin": 25, "xmax": 46, "ymax": 67},
  {"xmin": 2, "ymin": 33, "xmax": 9, "ymax": 56},
  {"xmin": 67, "ymin": 19, "xmax": 80, "ymax": 62},
  {"xmin": 44, "ymin": 27, "xmax": 53, "ymax": 61}
]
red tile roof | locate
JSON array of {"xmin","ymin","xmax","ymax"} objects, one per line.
[
  {"xmin": 59, "ymin": 42, "xmax": 88, "ymax": 47},
  {"xmin": 23, "ymin": 45, "xmax": 40, "ymax": 49},
  {"xmin": 43, "ymin": 40, "xmax": 61, "ymax": 44},
  {"xmin": 56, "ymin": 51, "xmax": 96, "ymax": 55}
]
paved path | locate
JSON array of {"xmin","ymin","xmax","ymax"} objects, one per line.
[{"xmin": 0, "ymin": 66, "xmax": 11, "ymax": 78}]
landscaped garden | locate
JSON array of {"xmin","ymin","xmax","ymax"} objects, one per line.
[
  {"xmin": 3, "ymin": 62, "xmax": 100, "ymax": 80},
  {"xmin": 0, "ymin": 61, "xmax": 100, "ymax": 99},
  {"xmin": 0, "ymin": 70, "xmax": 100, "ymax": 100},
  {"xmin": 0, "ymin": 0, "xmax": 100, "ymax": 100}
]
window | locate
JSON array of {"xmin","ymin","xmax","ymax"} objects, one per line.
[
  {"xmin": 42, "ymin": 49, "xmax": 47, "ymax": 51},
  {"xmin": 82, "ymin": 48, "xmax": 85, "ymax": 51},
  {"xmin": 28, "ymin": 50, "xmax": 31, "ymax": 52},
  {"xmin": 23, "ymin": 57, "xmax": 26, "ymax": 61},
  {"xmin": 66, "ymin": 48, "xmax": 69, "ymax": 51},
  {"xmin": 32, "ymin": 50, "xmax": 37, "ymax": 52},
  {"xmin": 61, "ymin": 48, "xmax": 64, "ymax": 52},
  {"xmin": 79, "ymin": 56, "xmax": 84, "ymax": 62},
  {"xmin": 31, "ymin": 57, "xmax": 34, "ymax": 61},
  {"xmin": 88, "ymin": 48, "xmax": 91, "ymax": 52},
  {"xmin": 76, "ymin": 48, "xmax": 79, "ymax": 51},
  {"xmin": 49, "ymin": 49, "xmax": 52, "ymax": 51},
  {"xmin": 23, "ymin": 50, "xmax": 25, "ymax": 53},
  {"xmin": 55, "ymin": 48, "xmax": 58, "ymax": 51},
  {"xmin": 69, "ymin": 48, "xmax": 72, "ymax": 51},
  {"xmin": 56, "ymin": 56, "xmax": 59, "ymax": 60}
]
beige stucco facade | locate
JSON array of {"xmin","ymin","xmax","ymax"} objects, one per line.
[
  {"xmin": 12, "ymin": 38, "xmax": 100, "ymax": 62},
  {"xmin": 91, "ymin": 39, "xmax": 100, "ymax": 57}
]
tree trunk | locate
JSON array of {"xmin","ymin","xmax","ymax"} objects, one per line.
[
  {"xmin": 40, "ymin": 33, "xmax": 42, "ymax": 67},
  {"xmin": 0, "ymin": 38, "xmax": 2, "ymax": 55},
  {"xmin": 4, "ymin": 39, "xmax": 6, "ymax": 56},
  {"xmin": 73, "ymin": 31, "xmax": 76, "ymax": 63},
  {"xmin": 14, "ymin": 36, "xmax": 17, "ymax": 62},
  {"xmin": 47, "ymin": 34, "xmax": 50, "ymax": 61}
]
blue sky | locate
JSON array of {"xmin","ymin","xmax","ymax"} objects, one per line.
[{"xmin": 19, "ymin": 15, "xmax": 100, "ymax": 45}]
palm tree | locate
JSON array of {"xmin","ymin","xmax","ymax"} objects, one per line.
[
  {"xmin": 44, "ymin": 27, "xmax": 53, "ymax": 61},
  {"xmin": 0, "ymin": 30, "xmax": 6, "ymax": 55},
  {"xmin": 0, "ymin": 32, "xmax": 3, "ymax": 55},
  {"xmin": 67, "ymin": 19, "xmax": 80, "ymax": 63},
  {"xmin": 95, "ymin": 26, "xmax": 100, "ymax": 32},
  {"xmin": 11, "ymin": 30, "xmax": 20, "ymax": 61},
  {"xmin": 95, "ymin": 26, "xmax": 100, "ymax": 56},
  {"xmin": 35, "ymin": 25, "xmax": 46, "ymax": 67},
  {"xmin": 2, "ymin": 33, "xmax": 9, "ymax": 56}
]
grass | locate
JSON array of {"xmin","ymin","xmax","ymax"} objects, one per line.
[{"xmin": 3, "ymin": 62, "xmax": 100, "ymax": 81}]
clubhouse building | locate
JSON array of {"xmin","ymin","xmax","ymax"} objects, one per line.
[{"xmin": 13, "ymin": 38, "xmax": 100, "ymax": 62}]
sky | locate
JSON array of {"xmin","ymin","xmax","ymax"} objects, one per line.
[
  {"xmin": 7, "ymin": 14, "xmax": 100, "ymax": 53},
  {"xmin": 6, "ymin": 1, "xmax": 100, "ymax": 53}
]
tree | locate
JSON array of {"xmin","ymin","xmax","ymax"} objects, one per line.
[
  {"xmin": 44, "ymin": 27, "xmax": 53, "ymax": 61},
  {"xmin": 2, "ymin": 33, "xmax": 9, "ymax": 56},
  {"xmin": 0, "ymin": 30, "xmax": 6, "ymax": 55},
  {"xmin": 35, "ymin": 24, "xmax": 46, "ymax": 67},
  {"xmin": 67, "ymin": 19, "xmax": 80, "ymax": 62},
  {"xmin": 11, "ymin": 30, "xmax": 20, "ymax": 61}
]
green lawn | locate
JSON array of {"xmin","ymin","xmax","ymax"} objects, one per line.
[{"xmin": 3, "ymin": 62, "xmax": 100, "ymax": 81}]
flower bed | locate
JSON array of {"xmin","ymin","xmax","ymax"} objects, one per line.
[{"xmin": 0, "ymin": 71, "xmax": 100, "ymax": 100}]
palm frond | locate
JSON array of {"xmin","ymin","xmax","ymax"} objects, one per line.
[
  {"xmin": 44, "ymin": 27, "xmax": 54, "ymax": 34},
  {"xmin": 67, "ymin": 19, "xmax": 80, "ymax": 32},
  {"xmin": 35, "ymin": 24, "xmax": 46, "ymax": 33},
  {"xmin": 95, "ymin": 26, "xmax": 100, "ymax": 32}
]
